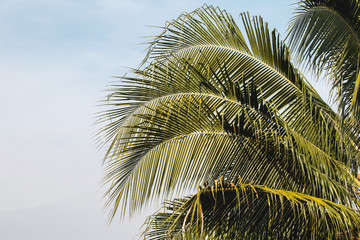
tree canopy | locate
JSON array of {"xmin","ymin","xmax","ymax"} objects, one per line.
[{"xmin": 98, "ymin": 1, "xmax": 360, "ymax": 239}]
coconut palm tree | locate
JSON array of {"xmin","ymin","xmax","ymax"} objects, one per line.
[{"xmin": 98, "ymin": 3, "xmax": 360, "ymax": 239}]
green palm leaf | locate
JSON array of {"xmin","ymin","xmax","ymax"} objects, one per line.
[
  {"xmin": 143, "ymin": 178, "xmax": 360, "ymax": 239},
  {"xmin": 102, "ymin": 88, "xmax": 357, "ymax": 218},
  {"xmin": 288, "ymin": 0, "xmax": 360, "ymax": 119}
]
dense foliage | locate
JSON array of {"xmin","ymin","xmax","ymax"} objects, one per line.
[{"xmin": 98, "ymin": 1, "xmax": 360, "ymax": 239}]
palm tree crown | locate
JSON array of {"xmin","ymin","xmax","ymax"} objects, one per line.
[{"xmin": 98, "ymin": 2, "xmax": 360, "ymax": 239}]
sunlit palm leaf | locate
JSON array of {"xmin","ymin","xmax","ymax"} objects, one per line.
[
  {"xmin": 143, "ymin": 178, "xmax": 360, "ymax": 239},
  {"xmin": 103, "ymin": 91, "xmax": 357, "ymax": 218}
]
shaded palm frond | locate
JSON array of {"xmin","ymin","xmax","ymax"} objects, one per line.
[
  {"xmin": 288, "ymin": 0, "xmax": 360, "ymax": 119},
  {"xmin": 143, "ymin": 178, "xmax": 360, "ymax": 240}
]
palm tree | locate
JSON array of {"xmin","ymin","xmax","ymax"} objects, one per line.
[{"xmin": 98, "ymin": 3, "xmax": 360, "ymax": 239}]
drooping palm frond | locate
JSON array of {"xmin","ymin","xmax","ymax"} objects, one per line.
[
  {"xmin": 98, "ymin": 5, "xmax": 360, "ymax": 232},
  {"xmin": 288, "ymin": 0, "xmax": 360, "ymax": 119},
  {"xmin": 102, "ymin": 84, "xmax": 357, "ymax": 218},
  {"xmin": 143, "ymin": 178, "xmax": 360, "ymax": 240}
]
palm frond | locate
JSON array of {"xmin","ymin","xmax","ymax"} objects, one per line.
[
  {"xmin": 288, "ymin": 0, "xmax": 360, "ymax": 119},
  {"xmin": 143, "ymin": 178, "xmax": 360, "ymax": 239},
  {"xmin": 102, "ymin": 89, "xmax": 358, "ymax": 218}
]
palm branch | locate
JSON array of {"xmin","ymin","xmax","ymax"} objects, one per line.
[
  {"xmin": 288, "ymin": 0, "xmax": 360, "ymax": 119},
  {"xmin": 143, "ymin": 178, "xmax": 360, "ymax": 239}
]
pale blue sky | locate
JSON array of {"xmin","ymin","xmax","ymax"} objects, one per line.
[{"xmin": 0, "ymin": 1, "xmax": 329, "ymax": 239}]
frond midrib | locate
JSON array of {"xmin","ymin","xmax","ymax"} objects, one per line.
[{"xmin": 165, "ymin": 44, "xmax": 301, "ymax": 93}]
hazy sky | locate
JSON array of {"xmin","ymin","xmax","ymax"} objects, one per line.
[{"xmin": 0, "ymin": 1, "xmax": 329, "ymax": 239}]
